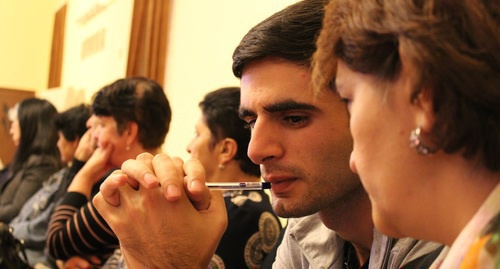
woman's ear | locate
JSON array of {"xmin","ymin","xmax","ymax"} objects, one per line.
[
  {"xmin": 412, "ymin": 87, "xmax": 435, "ymax": 132},
  {"xmin": 125, "ymin": 122, "xmax": 139, "ymax": 146},
  {"xmin": 219, "ymin": 138, "xmax": 238, "ymax": 164}
]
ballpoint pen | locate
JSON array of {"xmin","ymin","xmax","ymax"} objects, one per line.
[{"xmin": 206, "ymin": 182, "xmax": 271, "ymax": 190}]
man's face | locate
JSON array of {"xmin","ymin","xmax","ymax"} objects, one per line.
[{"xmin": 239, "ymin": 58, "xmax": 359, "ymax": 218}]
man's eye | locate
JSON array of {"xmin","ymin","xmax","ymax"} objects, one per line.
[
  {"xmin": 286, "ymin": 116, "xmax": 300, "ymax": 123},
  {"xmin": 284, "ymin": 115, "xmax": 308, "ymax": 126}
]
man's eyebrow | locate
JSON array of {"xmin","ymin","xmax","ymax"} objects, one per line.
[
  {"xmin": 238, "ymin": 108, "xmax": 255, "ymax": 119},
  {"xmin": 265, "ymin": 100, "xmax": 318, "ymax": 113},
  {"xmin": 239, "ymin": 100, "xmax": 318, "ymax": 119}
]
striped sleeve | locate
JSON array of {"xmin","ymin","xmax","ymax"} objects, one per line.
[{"xmin": 46, "ymin": 191, "xmax": 119, "ymax": 261}]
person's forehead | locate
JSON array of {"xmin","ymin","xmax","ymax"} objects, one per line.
[
  {"xmin": 240, "ymin": 58, "xmax": 310, "ymax": 83},
  {"xmin": 240, "ymin": 61, "xmax": 313, "ymax": 97},
  {"xmin": 95, "ymin": 115, "xmax": 117, "ymax": 125},
  {"xmin": 196, "ymin": 116, "xmax": 209, "ymax": 128}
]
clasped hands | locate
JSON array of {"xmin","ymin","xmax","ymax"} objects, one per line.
[{"xmin": 92, "ymin": 153, "xmax": 228, "ymax": 269}]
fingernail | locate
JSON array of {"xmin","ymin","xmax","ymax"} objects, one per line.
[
  {"xmin": 144, "ymin": 173, "xmax": 158, "ymax": 186},
  {"xmin": 166, "ymin": 184, "xmax": 181, "ymax": 198},
  {"xmin": 190, "ymin": 180, "xmax": 205, "ymax": 192}
]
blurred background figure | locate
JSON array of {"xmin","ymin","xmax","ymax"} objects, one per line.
[
  {"xmin": 0, "ymin": 98, "xmax": 62, "ymax": 223},
  {"xmin": 46, "ymin": 76, "xmax": 172, "ymax": 268},
  {"xmin": 187, "ymin": 87, "xmax": 282, "ymax": 268},
  {"xmin": 54, "ymin": 104, "xmax": 93, "ymax": 165},
  {"xmin": 9, "ymin": 103, "xmax": 92, "ymax": 267}
]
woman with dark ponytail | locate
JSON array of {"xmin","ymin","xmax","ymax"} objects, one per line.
[{"xmin": 0, "ymin": 98, "xmax": 62, "ymax": 223}]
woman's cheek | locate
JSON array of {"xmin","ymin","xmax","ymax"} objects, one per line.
[{"xmin": 97, "ymin": 137, "xmax": 109, "ymax": 149}]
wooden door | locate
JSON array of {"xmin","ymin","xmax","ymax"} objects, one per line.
[{"xmin": 0, "ymin": 88, "xmax": 35, "ymax": 168}]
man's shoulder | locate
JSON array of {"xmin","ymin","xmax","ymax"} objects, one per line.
[
  {"xmin": 370, "ymin": 232, "xmax": 444, "ymax": 269},
  {"xmin": 277, "ymin": 214, "xmax": 344, "ymax": 268},
  {"xmin": 287, "ymin": 214, "xmax": 343, "ymax": 250},
  {"xmin": 287, "ymin": 214, "xmax": 330, "ymax": 232}
]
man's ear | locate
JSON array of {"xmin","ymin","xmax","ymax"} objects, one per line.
[{"xmin": 219, "ymin": 138, "xmax": 238, "ymax": 164}]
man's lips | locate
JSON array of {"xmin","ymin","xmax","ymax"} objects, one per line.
[{"xmin": 266, "ymin": 178, "xmax": 296, "ymax": 195}]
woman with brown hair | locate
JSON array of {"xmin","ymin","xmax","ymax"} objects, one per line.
[{"xmin": 314, "ymin": 0, "xmax": 499, "ymax": 267}]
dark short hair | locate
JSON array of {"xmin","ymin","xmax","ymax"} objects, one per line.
[
  {"xmin": 232, "ymin": 0, "xmax": 328, "ymax": 78},
  {"xmin": 10, "ymin": 98, "xmax": 61, "ymax": 172},
  {"xmin": 92, "ymin": 77, "xmax": 172, "ymax": 149},
  {"xmin": 314, "ymin": 0, "xmax": 500, "ymax": 171},
  {"xmin": 199, "ymin": 87, "xmax": 260, "ymax": 177},
  {"xmin": 55, "ymin": 104, "xmax": 92, "ymax": 142}
]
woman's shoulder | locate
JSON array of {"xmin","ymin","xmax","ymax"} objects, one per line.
[{"xmin": 460, "ymin": 212, "xmax": 499, "ymax": 268}]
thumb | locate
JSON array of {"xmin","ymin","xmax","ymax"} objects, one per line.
[{"xmin": 205, "ymin": 190, "xmax": 228, "ymax": 229}]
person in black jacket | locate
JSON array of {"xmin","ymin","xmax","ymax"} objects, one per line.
[{"xmin": 0, "ymin": 98, "xmax": 62, "ymax": 223}]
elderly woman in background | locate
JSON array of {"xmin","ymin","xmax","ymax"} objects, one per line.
[
  {"xmin": 46, "ymin": 77, "xmax": 172, "ymax": 268},
  {"xmin": 0, "ymin": 98, "xmax": 62, "ymax": 223}
]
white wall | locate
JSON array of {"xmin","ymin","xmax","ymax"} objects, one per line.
[
  {"xmin": 0, "ymin": 0, "xmax": 298, "ymax": 160},
  {"xmin": 0, "ymin": 0, "xmax": 60, "ymax": 91},
  {"xmin": 163, "ymin": 0, "xmax": 298, "ymax": 159},
  {"xmin": 61, "ymin": 0, "xmax": 134, "ymax": 102},
  {"xmin": 38, "ymin": 0, "xmax": 133, "ymax": 112},
  {"xmin": 0, "ymin": 0, "xmax": 296, "ymax": 226}
]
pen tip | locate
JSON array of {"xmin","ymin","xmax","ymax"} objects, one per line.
[{"xmin": 262, "ymin": 182, "xmax": 271, "ymax": 189}]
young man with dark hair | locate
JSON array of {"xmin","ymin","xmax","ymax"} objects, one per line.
[{"xmin": 93, "ymin": 1, "xmax": 443, "ymax": 268}]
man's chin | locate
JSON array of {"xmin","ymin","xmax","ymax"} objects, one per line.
[{"xmin": 272, "ymin": 199, "xmax": 316, "ymax": 218}]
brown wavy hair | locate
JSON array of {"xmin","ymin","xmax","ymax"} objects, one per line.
[{"xmin": 313, "ymin": 0, "xmax": 500, "ymax": 171}]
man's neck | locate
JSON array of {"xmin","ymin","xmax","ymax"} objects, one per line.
[{"xmin": 318, "ymin": 185, "xmax": 374, "ymax": 264}]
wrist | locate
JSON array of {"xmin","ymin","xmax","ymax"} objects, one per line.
[
  {"xmin": 67, "ymin": 167, "xmax": 99, "ymax": 198},
  {"xmin": 121, "ymin": 247, "xmax": 209, "ymax": 269}
]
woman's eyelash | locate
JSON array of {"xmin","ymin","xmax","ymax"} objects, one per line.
[{"xmin": 340, "ymin": 98, "xmax": 350, "ymax": 104}]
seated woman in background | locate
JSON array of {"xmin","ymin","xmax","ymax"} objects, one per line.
[
  {"xmin": 0, "ymin": 98, "xmax": 62, "ymax": 223},
  {"xmin": 9, "ymin": 103, "xmax": 92, "ymax": 267},
  {"xmin": 187, "ymin": 87, "xmax": 282, "ymax": 268},
  {"xmin": 46, "ymin": 77, "xmax": 172, "ymax": 268}
]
